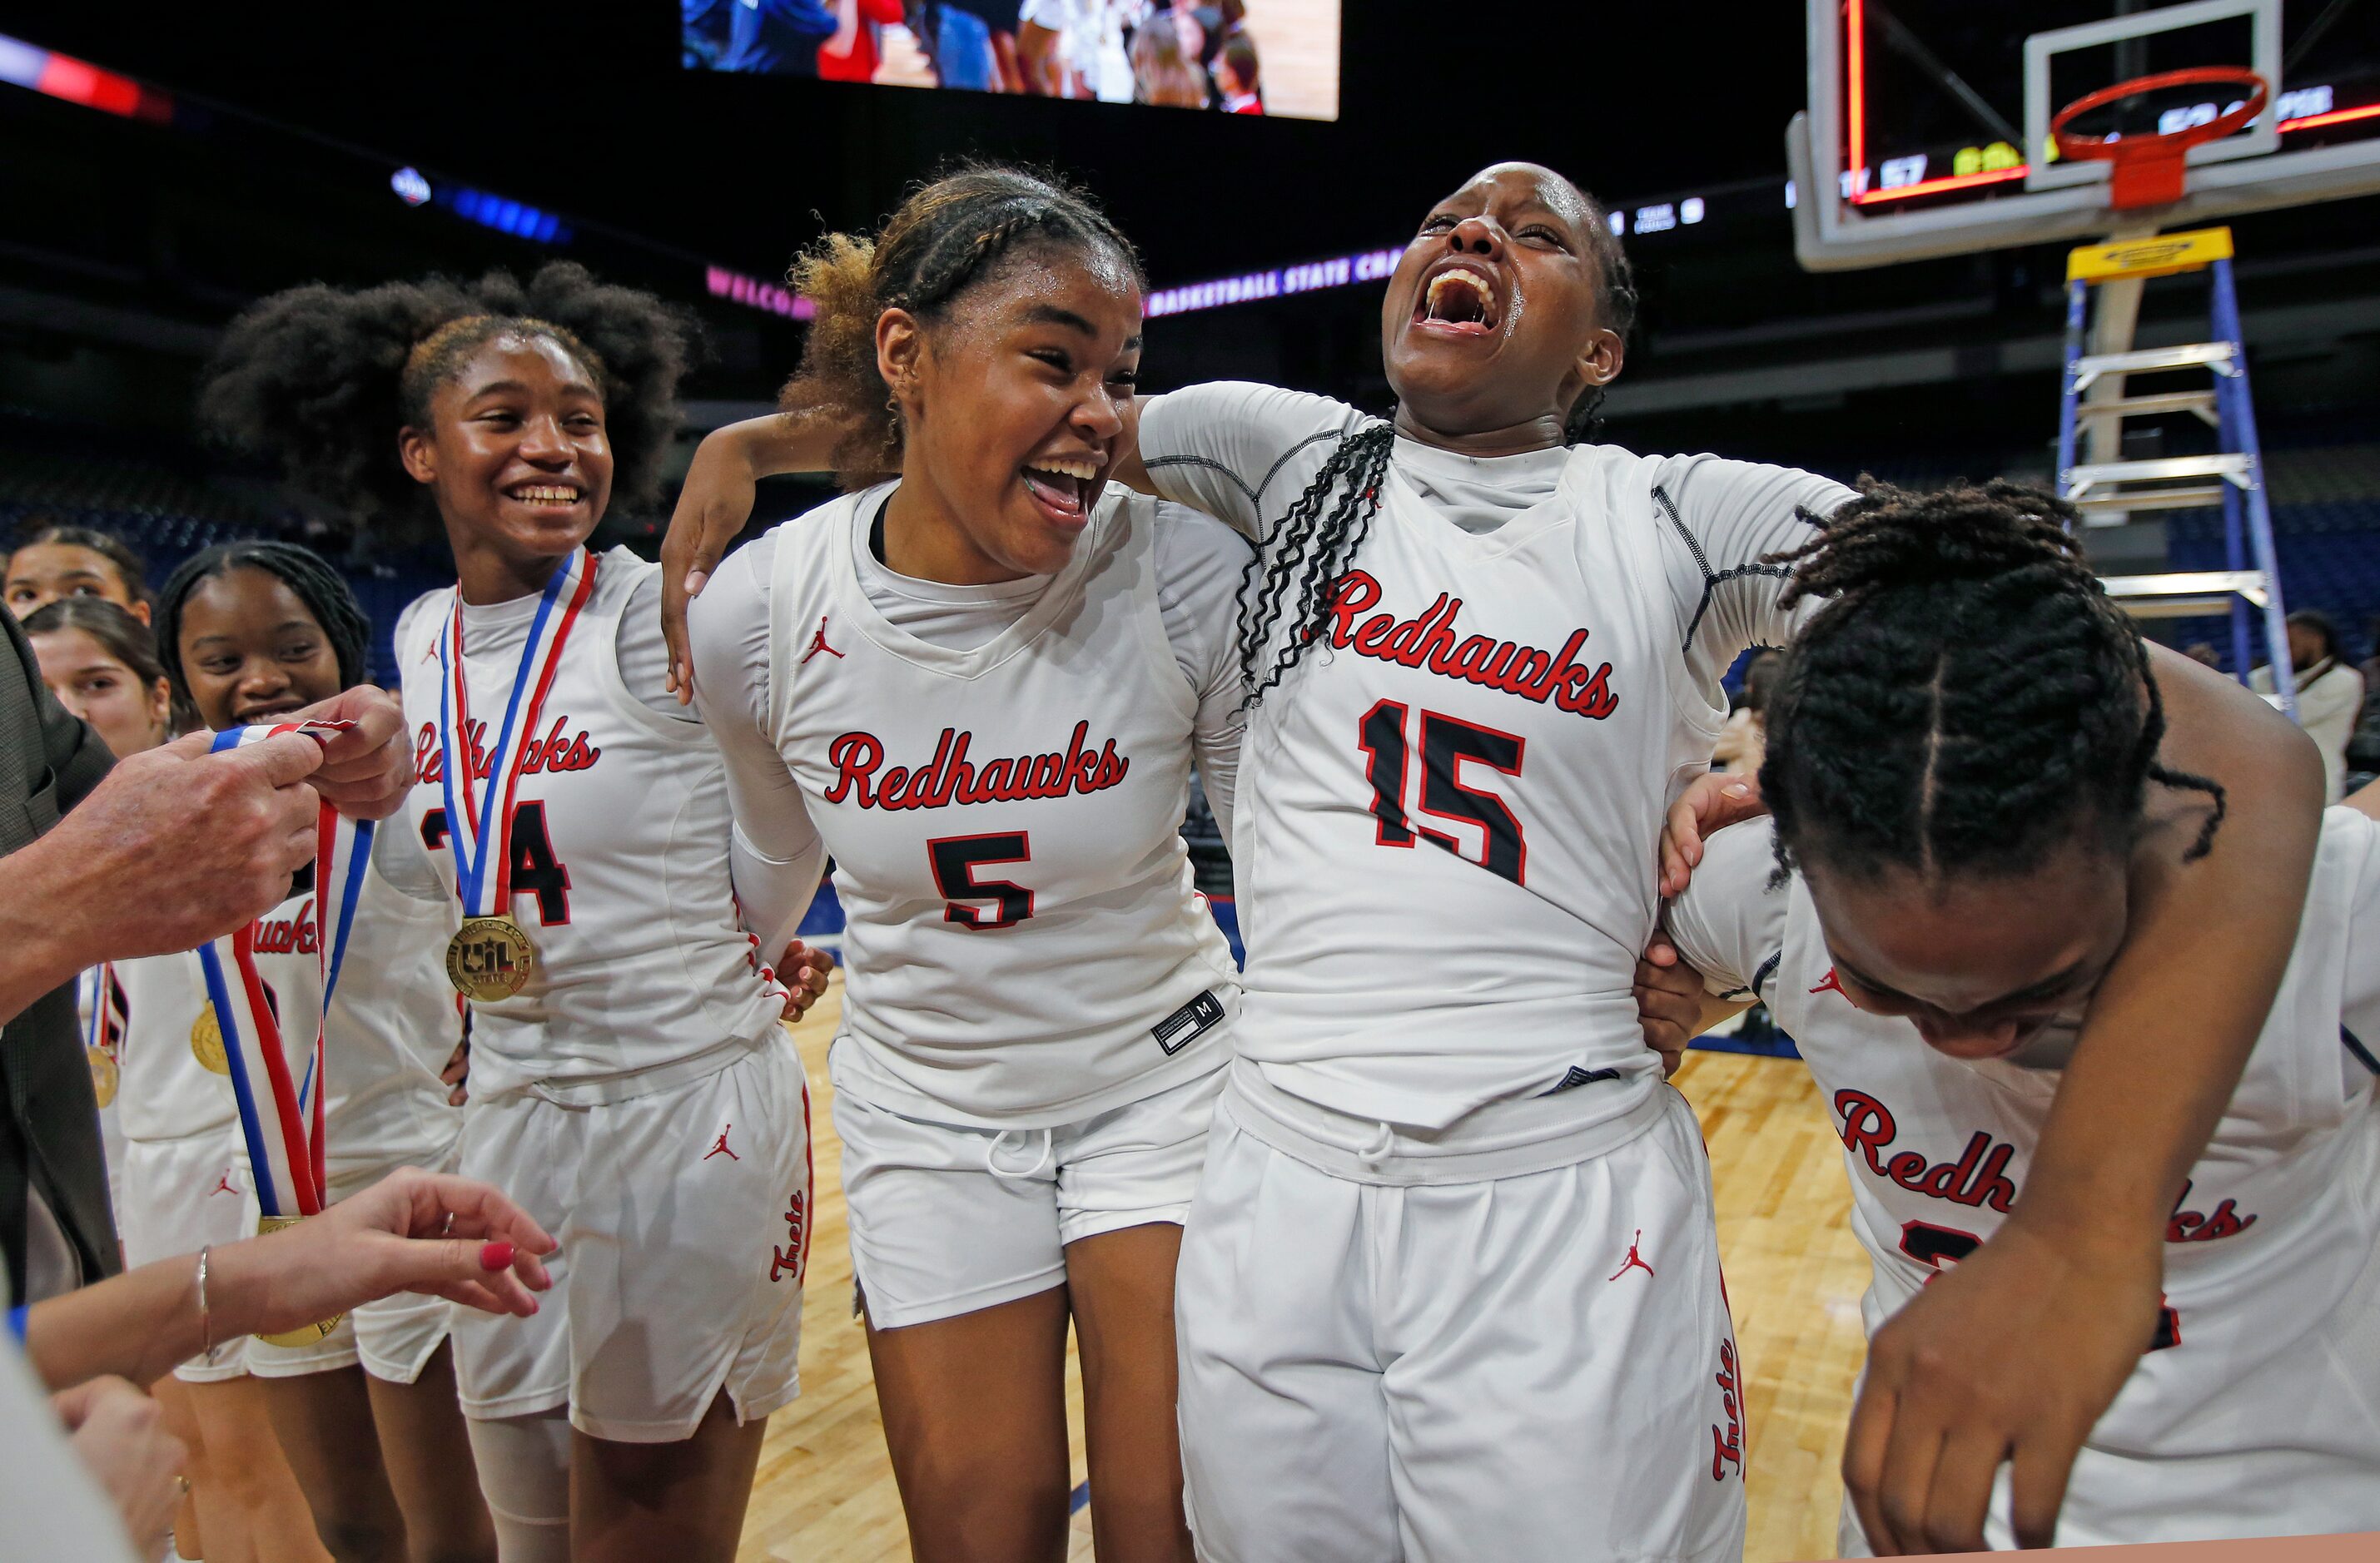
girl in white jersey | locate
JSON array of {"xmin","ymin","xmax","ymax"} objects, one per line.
[
  {"xmin": 154, "ymin": 541, "xmax": 494, "ymax": 1563},
  {"xmin": 1663, "ymin": 481, "xmax": 2380, "ymax": 1553},
  {"xmin": 670, "ymin": 161, "xmax": 2326, "ymax": 1560},
  {"xmin": 27, "ymin": 595, "xmax": 330, "ymax": 1563},
  {"xmin": 202, "ymin": 263, "xmax": 832, "ymax": 1563},
  {"xmin": 683, "ymin": 168, "xmax": 1240, "ymax": 1563}
]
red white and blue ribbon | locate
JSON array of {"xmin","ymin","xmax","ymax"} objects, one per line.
[
  {"xmin": 196, "ymin": 720, "xmax": 374, "ymax": 1219},
  {"xmin": 81, "ymin": 962, "xmax": 125, "ymax": 1063},
  {"xmin": 437, "ymin": 549, "xmax": 597, "ymax": 921}
]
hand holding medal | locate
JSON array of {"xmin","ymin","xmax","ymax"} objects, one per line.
[
  {"xmin": 194, "ymin": 720, "xmax": 375, "ymax": 1347},
  {"xmin": 438, "ymin": 549, "xmax": 598, "ymax": 1004}
]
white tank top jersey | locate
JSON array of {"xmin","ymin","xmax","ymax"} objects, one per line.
[
  {"xmin": 245, "ymin": 823, "xmax": 465, "ymax": 1183},
  {"xmin": 1664, "ymin": 813, "xmax": 2380, "ymax": 1546},
  {"xmin": 108, "ymin": 951, "xmax": 231, "ymax": 1144},
  {"xmin": 688, "ymin": 485, "xmax": 1244, "ymax": 1129},
  {"xmin": 1136, "ymin": 381, "xmax": 1854, "ymax": 1147},
  {"xmin": 397, "ymin": 548, "xmax": 790, "ymax": 1095}
]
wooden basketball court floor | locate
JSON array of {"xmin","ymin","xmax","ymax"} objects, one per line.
[{"xmin": 738, "ymin": 981, "xmax": 1869, "ymax": 1563}]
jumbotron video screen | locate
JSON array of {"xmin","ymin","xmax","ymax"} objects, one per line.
[{"xmin": 681, "ymin": 0, "xmax": 1342, "ymax": 121}]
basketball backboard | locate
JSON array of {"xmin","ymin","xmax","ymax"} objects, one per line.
[{"xmin": 1792, "ymin": 0, "xmax": 2380, "ymax": 269}]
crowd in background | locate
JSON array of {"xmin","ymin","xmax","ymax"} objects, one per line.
[{"xmin": 684, "ymin": 0, "xmax": 1269, "ymax": 112}]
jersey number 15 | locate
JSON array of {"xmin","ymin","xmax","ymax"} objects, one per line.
[{"xmin": 1357, "ymin": 699, "xmax": 1528, "ymax": 885}]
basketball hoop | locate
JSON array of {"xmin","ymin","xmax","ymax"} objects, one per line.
[{"xmin": 2051, "ymin": 67, "xmax": 2269, "ymax": 211}]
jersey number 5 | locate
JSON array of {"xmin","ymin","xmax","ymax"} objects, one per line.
[
  {"xmin": 420, "ymin": 801, "xmax": 574, "ymax": 925},
  {"xmin": 1901, "ymin": 1219, "xmax": 2180, "ymax": 1350},
  {"xmin": 1357, "ymin": 699, "xmax": 1528, "ymax": 884},
  {"xmin": 928, "ymin": 832, "xmax": 1035, "ymax": 930}
]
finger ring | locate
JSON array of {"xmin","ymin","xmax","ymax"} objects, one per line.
[
  {"xmin": 177, "ymin": 1476, "xmax": 191, "ymax": 1496},
  {"xmin": 441, "ymin": 1212, "xmax": 455, "ymax": 1236}
]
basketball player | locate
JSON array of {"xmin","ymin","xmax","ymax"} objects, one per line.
[
  {"xmin": 200, "ymin": 262, "xmax": 833, "ymax": 1563},
  {"xmin": 155, "ymin": 541, "xmax": 493, "ymax": 1563},
  {"xmin": 1662, "ymin": 480, "xmax": 2380, "ymax": 1553},
  {"xmin": 666, "ymin": 160, "xmax": 2322, "ymax": 1559},
  {"xmin": 683, "ymin": 167, "xmax": 1241, "ymax": 1563},
  {"xmin": 29, "ymin": 597, "xmax": 327, "ymax": 1562}
]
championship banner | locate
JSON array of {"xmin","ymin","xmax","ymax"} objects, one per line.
[
  {"xmin": 194, "ymin": 720, "xmax": 373, "ymax": 1223},
  {"xmin": 436, "ymin": 548, "xmax": 596, "ymax": 1003}
]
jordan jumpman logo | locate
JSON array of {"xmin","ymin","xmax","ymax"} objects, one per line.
[
  {"xmin": 703, "ymin": 1124, "xmax": 739, "ymax": 1162},
  {"xmin": 1608, "ymin": 1229, "xmax": 1655, "ymax": 1282},
  {"xmin": 1810, "ymin": 967, "xmax": 1849, "ymax": 1000},
  {"xmin": 801, "ymin": 616, "xmax": 845, "ymax": 665},
  {"xmin": 210, "ymin": 1170, "xmax": 237, "ymax": 1198}
]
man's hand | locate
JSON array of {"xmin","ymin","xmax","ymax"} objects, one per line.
[
  {"xmin": 778, "ymin": 938, "xmax": 836, "ymax": 1020},
  {"xmin": 1844, "ymin": 1218, "xmax": 2161, "ymax": 1553},
  {"xmin": 55, "ymin": 1377, "xmax": 186, "ymax": 1551},
  {"xmin": 1661, "ymin": 773, "xmax": 1766, "ymax": 897},
  {"xmin": 441, "ymin": 1039, "xmax": 470, "ymax": 1107},
  {"xmin": 288, "ymin": 686, "xmax": 415, "ymax": 820},
  {"xmin": 1634, "ymin": 933, "xmax": 1705, "ymax": 1079},
  {"xmin": 21, "ymin": 727, "xmax": 324, "ymax": 974}
]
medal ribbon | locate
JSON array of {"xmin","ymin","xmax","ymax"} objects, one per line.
[
  {"xmin": 196, "ymin": 720, "xmax": 373, "ymax": 1218},
  {"xmin": 438, "ymin": 549, "xmax": 598, "ymax": 921},
  {"xmin": 82, "ymin": 962, "xmax": 124, "ymax": 1063}
]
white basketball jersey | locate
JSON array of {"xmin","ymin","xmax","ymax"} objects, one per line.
[
  {"xmin": 105, "ymin": 950, "xmax": 232, "ymax": 1144},
  {"xmin": 399, "ymin": 549, "xmax": 788, "ymax": 1094},
  {"xmin": 246, "ymin": 833, "xmax": 464, "ymax": 1184},
  {"xmin": 1140, "ymin": 383, "xmax": 1850, "ymax": 1139},
  {"xmin": 761, "ymin": 488, "xmax": 1238, "ymax": 1128},
  {"xmin": 1667, "ymin": 813, "xmax": 2380, "ymax": 1546}
]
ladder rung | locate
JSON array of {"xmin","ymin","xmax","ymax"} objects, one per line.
[
  {"xmin": 2071, "ymin": 484, "xmax": 2233, "ymax": 513},
  {"xmin": 2099, "ymin": 570, "xmax": 2272, "ymax": 617},
  {"xmin": 2066, "ymin": 454, "xmax": 2253, "ymax": 496},
  {"xmin": 2072, "ymin": 342, "xmax": 2237, "ymax": 390},
  {"xmin": 2076, "ymin": 390, "xmax": 2220, "ymax": 426}
]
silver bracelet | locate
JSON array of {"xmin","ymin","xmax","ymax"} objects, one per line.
[{"xmin": 195, "ymin": 1246, "xmax": 212, "ymax": 1356}]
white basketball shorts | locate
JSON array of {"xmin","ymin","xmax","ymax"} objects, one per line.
[
  {"xmin": 837, "ymin": 1057, "xmax": 1225, "ymax": 1332},
  {"xmin": 117, "ymin": 1129, "xmax": 255, "ymax": 1382},
  {"xmin": 447, "ymin": 1035, "xmax": 813, "ymax": 1442},
  {"xmin": 1175, "ymin": 1084, "xmax": 1747, "ymax": 1563},
  {"xmin": 245, "ymin": 1145, "xmax": 465, "ymax": 1386}
]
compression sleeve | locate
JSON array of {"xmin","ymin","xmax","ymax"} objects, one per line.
[
  {"xmin": 1660, "ymin": 818, "xmax": 1794, "ymax": 1003},
  {"xmin": 1649, "ymin": 454, "xmax": 1857, "ymax": 695},
  {"xmin": 686, "ymin": 533, "xmax": 827, "ymax": 951},
  {"xmin": 1149, "ymin": 499, "xmax": 1253, "ymax": 843},
  {"xmin": 1137, "ymin": 381, "xmax": 1370, "ymax": 542}
]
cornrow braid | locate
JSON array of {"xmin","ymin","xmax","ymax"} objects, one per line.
[
  {"xmin": 1234, "ymin": 419, "xmax": 1396, "ymax": 707},
  {"xmin": 1564, "ymin": 184, "xmax": 1637, "ymax": 443},
  {"xmin": 1760, "ymin": 477, "xmax": 2226, "ymax": 891},
  {"xmin": 155, "ymin": 540, "xmax": 375, "ymax": 704},
  {"xmin": 781, "ymin": 162, "xmax": 1145, "ymax": 491}
]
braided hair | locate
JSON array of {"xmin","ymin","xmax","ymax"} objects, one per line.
[
  {"xmin": 781, "ymin": 162, "xmax": 1144, "ymax": 491},
  {"xmin": 1760, "ymin": 478, "xmax": 2226, "ymax": 890},
  {"xmin": 1235, "ymin": 173, "xmax": 1637, "ymax": 705},
  {"xmin": 155, "ymin": 541, "xmax": 375, "ymax": 705},
  {"xmin": 200, "ymin": 262, "xmax": 698, "ymax": 543}
]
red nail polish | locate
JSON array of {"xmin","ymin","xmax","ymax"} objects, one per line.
[{"xmin": 480, "ymin": 1241, "xmax": 515, "ymax": 1271}]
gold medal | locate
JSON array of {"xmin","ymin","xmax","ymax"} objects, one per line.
[
  {"xmin": 446, "ymin": 915, "xmax": 536, "ymax": 1003},
  {"xmin": 253, "ymin": 1214, "xmax": 345, "ymax": 1347},
  {"xmin": 191, "ymin": 1005, "xmax": 231, "ymax": 1074},
  {"xmin": 87, "ymin": 1046, "xmax": 118, "ymax": 1109}
]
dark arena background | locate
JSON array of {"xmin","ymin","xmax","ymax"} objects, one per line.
[{"xmin": 6, "ymin": 3, "xmax": 2379, "ymax": 1558}]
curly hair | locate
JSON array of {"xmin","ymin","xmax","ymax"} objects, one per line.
[
  {"xmin": 1760, "ymin": 478, "xmax": 2225, "ymax": 888},
  {"xmin": 1235, "ymin": 171, "xmax": 1637, "ymax": 706},
  {"xmin": 154, "ymin": 540, "xmax": 375, "ymax": 707},
  {"xmin": 779, "ymin": 162, "xmax": 1144, "ymax": 491},
  {"xmin": 199, "ymin": 261, "xmax": 698, "ymax": 543}
]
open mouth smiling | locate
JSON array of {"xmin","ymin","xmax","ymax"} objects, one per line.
[
  {"xmin": 1414, "ymin": 260, "xmax": 1503, "ymax": 337},
  {"xmin": 504, "ymin": 481, "xmax": 586, "ymax": 510},
  {"xmin": 1020, "ymin": 453, "xmax": 1102, "ymax": 523}
]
